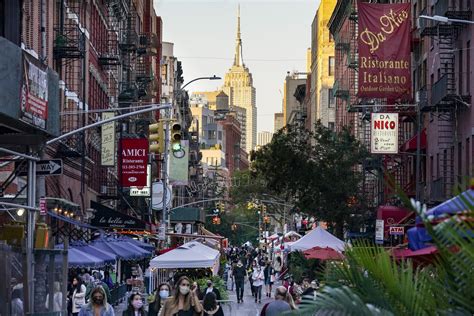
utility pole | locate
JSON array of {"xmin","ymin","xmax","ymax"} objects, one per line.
[{"xmin": 162, "ymin": 109, "xmax": 171, "ymax": 243}]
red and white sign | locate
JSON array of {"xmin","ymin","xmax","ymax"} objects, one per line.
[
  {"xmin": 39, "ymin": 197, "xmax": 47, "ymax": 216},
  {"xmin": 389, "ymin": 226, "xmax": 404, "ymax": 235},
  {"xmin": 371, "ymin": 113, "xmax": 399, "ymax": 154},
  {"xmin": 20, "ymin": 53, "xmax": 48, "ymax": 130},
  {"xmin": 120, "ymin": 138, "xmax": 149, "ymax": 187}
]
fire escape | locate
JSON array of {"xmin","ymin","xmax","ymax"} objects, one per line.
[
  {"xmin": 53, "ymin": 0, "xmax": 86, "ymax": 155},
  {"xmin": 94, "ymin": 0, "xmax": 128, "ymax": 200},
  {"xmin": 419, "ymin": 1, "xmax": 471, "ymax": 201}
]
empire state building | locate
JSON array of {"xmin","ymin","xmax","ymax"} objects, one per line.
[{"xmin": 222, "ymin": 5, "xmax": 257, "ymax": 153}]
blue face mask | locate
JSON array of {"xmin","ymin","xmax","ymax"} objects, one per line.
[{"xmin": 159, "ymin": 290, "xmax": 169, "ymax": 299}]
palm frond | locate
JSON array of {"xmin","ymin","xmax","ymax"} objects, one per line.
[{"xmin": 289, "ymin": 286, "xmax": 394, "ymax": 316}]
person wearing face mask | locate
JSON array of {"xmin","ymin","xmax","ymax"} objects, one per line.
[
  {"xmin": 159, "ymin": 276, "xmax": 202, "ymax": 316},
  {"xmin": 252, "ymin": 265, "xmax": 265, "ymax": 303},
  {"xmin": 205, "ymin": 280, "xmax": 221, "ymax": 302},
  {"xmin": 78, "ymin": 285, "xmax": 114, "ymax": 316},
  {"xmin": 124, "ymin": 293, "xmax": 146, "ymax": 316},
  {"xmin": 233, "ymin": 261, "xmax": 246, "ymax": 303},
  {"xmin": 149, "ymin": 283, "xmax": 171, "ymax": 316}
]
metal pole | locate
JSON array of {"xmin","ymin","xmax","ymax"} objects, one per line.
[
  {"xmin": 415, "ymin": 104, "xmax": 422, "ymax": 201},
  {"xmin": 162, "ymin": 110, "xmax": 170, "ymax": 243},
  {"xmin": 26, "ymin": 150, "xmax": 37, "ymax": 313},
  {"xmin": 46, "ymin": 104, "xmax": 171, "ymax": 146}
]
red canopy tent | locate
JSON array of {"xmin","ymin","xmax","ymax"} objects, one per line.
[{"xmin": 304, "ymin": 246, "xmax": 345, "ymax": 261}]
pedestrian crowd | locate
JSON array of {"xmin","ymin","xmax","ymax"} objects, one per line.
[{"xmin": 225, "ymin": 245, "xmax": 320, "ymax": 315}]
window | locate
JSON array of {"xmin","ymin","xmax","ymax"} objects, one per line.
[
  {"xmin": 218, "ymin": 131, "xmax": 223, "ymax": 140},
  {"xmin": 329, "ymin": 57, "xmax": 335, "ymax": 76},
  {"xmin": 328, "ymin": 122, "xmax": 335, "ymax": 131},
  {"xmin": 328, "ymin": 89, "xmax": 335, "ymax": 107}
]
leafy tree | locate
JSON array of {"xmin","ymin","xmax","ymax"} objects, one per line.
[{"xmin": 253, "ymin": 122, "xmax": 369, "ymax": 238}]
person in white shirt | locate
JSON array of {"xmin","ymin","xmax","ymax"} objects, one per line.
[
  {"xmin": 45, "ymin": 281, "xmax": 63, "ymax": 312},
  {"xmin": 252, "ymin": 265, "xmax": 265, "ymax": 303}
]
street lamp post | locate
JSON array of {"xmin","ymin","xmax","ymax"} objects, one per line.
[
  {"xmin": 419, "ymin": 15, "xmax": 474, "ymax": 25},
  {"xmin": 162, "ymin": 75, "xmax": 221, "ymax": 242}
]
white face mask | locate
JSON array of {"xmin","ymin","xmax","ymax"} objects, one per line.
[
  {"xmin": 179, "ymin": 286, "xmax": 190, "ymax": 295},
  {"xmin": 159, "ymin": 290, "xmax": 169, "ymax": 299}
]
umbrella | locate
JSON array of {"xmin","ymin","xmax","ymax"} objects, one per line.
[
  {"xmin": 92, "ymin": 238, "xmax": 148, "ymax": 260},
  {"xmin": 55, "ymin": 246, "xmax": 105, "ymax": 268},
  {"xmin": 120, "ymin": 236, "xmax": 155, "ymax": 252},
  {"xmin": 392, "ymin": 245, "xmax": 438, "ymax": 259},
  {"xmin": 304, "ymin": 246, "xmax": 345, "ymax": 261},
  {"xmin": 425, "ymin": 189, "xmax": 474, "ymax": 218},
  {"xmin": 70, "ymin": 241, "xmax": 117, "ymax": 265}
]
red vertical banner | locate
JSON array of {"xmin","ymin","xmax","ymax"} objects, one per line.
[
  {"xmin": 358, "ymin": 2, "xmax": 411, "ymax": 101},
  {"xmin": 120, "ymin": 138, "xmax": 149, "ymax": 187}
]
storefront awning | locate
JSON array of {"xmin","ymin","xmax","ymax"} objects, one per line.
[{"xmin": 401, "ymin": 129, "xmax": 426, "ymax": 152}]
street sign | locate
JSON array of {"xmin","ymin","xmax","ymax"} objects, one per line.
[
  {"xmin": 151, "ymin": 181, "xmax": 173, "ymax": 210},
  {"xmin": 158, "ymin": 224, "xmax": 166, "ymax": 240},
  {"xmin": 16, "ymin": 159, "xmax": 63, "ymax": 176},
  {"xmin": 389, "ymin": 226, "xmax": 404, "ymax": 235},
  {"xmin": 375, "ymin": 219, "xmax": 384, "ymax": 243},
  {"xmin": 39, "ymin": 198, "xmax": 47, "ymax": 215}
]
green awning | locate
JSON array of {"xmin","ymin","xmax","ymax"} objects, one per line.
[{"xmin": 170, "ymin": 207, "xmax": 202, "ymax": 223}]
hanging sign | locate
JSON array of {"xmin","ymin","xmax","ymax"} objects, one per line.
[
  {"xmin": 375, "ymin": 219, "xmax": 384, "ymax": 243},
  {"xmin": 389, "ymin": 226, "xmax": 404, "ymax": 235},
  {"xmin": 130, "ymin": 165, "xmax": 151, "ymax": 196},
  {"xmin": 101, "ymin": 112, "xmax": 115, "ymax": 166},
  {"xmin": 20, "ymin": 53, "xmax": 48, "ymax": 130},
  {"xmin": 90, "ymin": 201, "xmax": 146, "ymax": 230},
  {"xmin": 358, "ymin": 2, "xmax": 411, "ymax": 100},
  {"xmin": 371, "ymin": 113, "xmax": 399, "ymax": 154},
  {"xmin": 120, "ymin": 138, "xmax": 148, "ymax": 187}
]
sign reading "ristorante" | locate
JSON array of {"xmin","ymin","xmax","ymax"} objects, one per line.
[{"xmin": 358, "ymin": 2, "xmax": 411, "ymax": 100}]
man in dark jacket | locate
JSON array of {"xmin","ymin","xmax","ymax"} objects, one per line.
[
  {"xmin": 233, "ymin": 261, "xmax": 247, "ymax": 303},
  {"xmin": 204, "ymin": 280, "xmax": 221, "ymax": 301}
]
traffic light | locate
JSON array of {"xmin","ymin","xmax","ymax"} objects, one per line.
[
  {"xmin": 217, "ymin": 202, "xmax": 225, "ymax": 212},
  {"xmin": 171, "ymin": 123, "xmax": 182, "ymax": 152},
  {"xmin": 149, "ymin": 121, "xmax": 164, "ymax": 153}
]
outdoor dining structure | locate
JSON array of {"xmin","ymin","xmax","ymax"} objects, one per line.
[
  {"xmin": 148, "ymin": 240, "xmax": 221, "ymax": 290},
  {"xmin": 392, "ymin": 187, "xmax": 474, "ymax": 265}
]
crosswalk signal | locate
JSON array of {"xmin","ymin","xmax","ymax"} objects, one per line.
[
  {"xmin": 171, "ymin": 123, "xmax": 182, "ymax": 152},
  {"xmin": 149, "ymin": 121, "xmax": 164, "ymax": 153}
]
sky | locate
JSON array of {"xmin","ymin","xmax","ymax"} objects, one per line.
[{"xmin": 154, "ymin": 0, "xmax": 320, "ymax": 133}]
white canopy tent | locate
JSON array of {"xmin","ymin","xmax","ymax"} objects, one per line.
[
  {"xmin": 150, "ymin": 241, "xmax": 220, "ymax": 275},
  {"xmin": 288, "ymin": 226, "xmax": 345, "ymax": 252}
]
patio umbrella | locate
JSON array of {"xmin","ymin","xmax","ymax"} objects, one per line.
[
  {"xmin": 425, "ymin": 189, "xmax": 474, "ymax": 218},
  {"xmin": 55, "ymin": 246, "xmax": 105, "ymax": 268},
  {"xmin": 304, "ymin": 246, "xmax": 345, "ymax": 261},
  {"xmin": 70, "ymin": 241, "xmax": 117, "ymax": 265}
]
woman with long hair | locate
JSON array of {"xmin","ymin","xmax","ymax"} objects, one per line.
[
  {"xmin": 78, "ymin": 285, "xmax": 114, "ymax": 316},
  {"xmin": 159, "ymin": 276, "xmax": 202, "ymax": 316},
  {"xmin": 123, "ymin": 292, "xmax": 146, "ymax": 316},
  {"xmin": 149, "ymin": 283, "xmax": 171, "ymax": 316},
  {"xmin": 71, "ymin": 276, "xmax": 86, "ymax": 316},
  {"xmin": 202, "ymin": 292, "xmax": 224, "ymax": 316}
]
